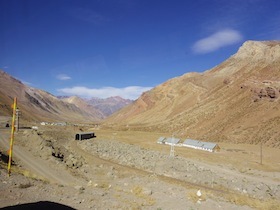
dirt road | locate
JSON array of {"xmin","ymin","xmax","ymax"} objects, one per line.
[{"xmin": 0, "ymin": 129, "xmax": 81, "ymax": 186}]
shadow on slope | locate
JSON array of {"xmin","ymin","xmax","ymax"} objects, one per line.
[{"xmin": 0, "ymin": 151, "xmax": 9, "ymax": 164}]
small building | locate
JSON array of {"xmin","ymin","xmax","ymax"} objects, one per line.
[
  {"xmin": 164, "ymin": 137, "xmax": 181, "ymax": 146},
  {"xmin": 157, "ymin": 137, "xmax": 166, "ymax": 144},
  {"xmin": 75, "ymin": 132, "xmax": 96, "ymax": 140},
  {"xmin": 31, "ymin": 126, "xmax": 38, "ymax": 130},
  {"xmin": 182, "ymin": 139, "xmax": 220, "ymax": 152},
  {"xmin": 55, "ymin": 122, "xmax": 67, "ymax": 126}
]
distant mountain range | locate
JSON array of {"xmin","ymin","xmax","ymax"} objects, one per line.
[
  {"xmin": 0, "ymin": 70, "xmax": 132, "ymax": 122},
  {"xmin": 58, "ymin": 95, "xmax": 133, "ymax": 117}
]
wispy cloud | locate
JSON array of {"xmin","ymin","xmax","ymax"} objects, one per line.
[
  {"xmin": 56, "ymin": 74, "xmax": 71, "ymax": 80},
  {"xmin": 57, "ymin": 86, "xmax": 153, "ymax": 100},
  {"xmin": 192, "ymin": 29, "xmax": 243, "ymax": 54}
]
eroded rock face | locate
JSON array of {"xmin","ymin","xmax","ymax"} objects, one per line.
[
  {"xmin": 265, "ymin": 86, "xmax": 279, "ymax": 98},
  {"xmin": 252, "ymin": 86, "xmax": 280, "ymax": 100},
  {"xmin": 51, "ymin": 145, "xmax": 84, "ymax": 169},
  {"xmin": 52, "ymin": 145, "xmax": 68, "ymax": 161},
  {"xmin": 259, "ymin": 88, "xmax": 268, "ymax": 98},
  {"xmin": 65, "ymin": 153, "xmax": 84, "ymax": 169}
]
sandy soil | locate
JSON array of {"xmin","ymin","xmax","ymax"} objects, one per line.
[{"xmin": 0, "ymin": 123, "xmax": 279, "ymax": 210}]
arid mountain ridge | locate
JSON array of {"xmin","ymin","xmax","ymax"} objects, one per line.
[
  {"xmin": 105, "ymin": 40, "xmax": 280, "ymax": 148},
  {"xmin": 0, "ymin": 71, "xmax": 132, "ymax": 122}
]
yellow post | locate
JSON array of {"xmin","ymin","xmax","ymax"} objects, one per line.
[{"xmin": 8, "ymin": 97, "xmax": 17, "ymax": 176}]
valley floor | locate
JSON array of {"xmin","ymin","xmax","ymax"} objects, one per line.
[{"xmin": 0, "ymin": 123, "xmax": 279, "ymax": 210}]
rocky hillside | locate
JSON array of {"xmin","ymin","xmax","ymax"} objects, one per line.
[
  {"xmin": 0, "ymin": 70, "xmax": 102, "ymax": 122},
  {"xmin": 104, "ymin": 41, "xmax": 280, "ymax": 148}
]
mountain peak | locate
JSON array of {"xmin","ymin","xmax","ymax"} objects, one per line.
[{"xmin": 234, "ymin": 40, "xmax": 280, "ymax": 61}]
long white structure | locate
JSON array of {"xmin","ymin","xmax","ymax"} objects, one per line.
[
  {"xmin": 182, "ymin": 139, "xmax": 220, "ymax": 152},
  {"xmin": 157, "ymin": 137, "xmax": 220, "ymax": 152}
]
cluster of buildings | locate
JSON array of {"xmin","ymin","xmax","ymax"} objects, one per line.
[
  {"xmin": 157, "ymin": 137, "xmax": 220, "ymax": 153},
  {"xmin": 40, "ymin": 122, "xmax": 67, "ymax": 126}
]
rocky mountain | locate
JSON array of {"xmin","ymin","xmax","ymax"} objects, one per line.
[
  {"xmin": 0, "ymin": 70, "xmax": 103, "ymax": 123},
  {"xmin": 58, "ymin": 96, "xmax": 132, "ymax": 118},
  {"xmin": 87, "ymin": 96, "xmax": 133, "ymax": 117},
  {"xmin": 59, "ymin": 96, "xmax": 105, "ymax": 119},
  {"xmin": 104, "ymin": 41, "xmax": 280, "ymax": 148}
]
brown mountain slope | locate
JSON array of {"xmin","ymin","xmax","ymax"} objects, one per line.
[
  {"xmin": 0, "ymin": 70, "xmax": 102, "ymax": 123},
  {"xmin": 104, "ymin": 41, "xmax": 280, "ymax": 148}
]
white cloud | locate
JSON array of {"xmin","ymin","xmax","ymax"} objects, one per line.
[
  {"xmin": 56, "ymin": 74, "xmax": 71, "ymax": 80},
  {"xmin": 192, "ymin": 29, "xmax": 243, "ymax": 54},
  {"xmin": 57, "ymin": 86, "xmax": 153, "ymax": 100}
]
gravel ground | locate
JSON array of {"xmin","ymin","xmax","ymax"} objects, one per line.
[
  {"xmin": 78, "ymin": 139, "xmax": 280, "ymax": 200},
  {"xmin": 1, "ymin": 128, "xmax": 279, "ymax": 209}
]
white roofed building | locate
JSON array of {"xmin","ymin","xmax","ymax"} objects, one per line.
[
  {"xmin": 164, "ymin": 137, "xmax": 181, "ymax": 146},
  {"xmin": 157, "ymin": 137, "xmax": 166, "ymax": 144},
  {"xmin": 182, "ymin": 139, "xmax": 220, "ymax": 152}
]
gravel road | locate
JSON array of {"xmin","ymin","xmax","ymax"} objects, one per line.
[{"xmin": 0, "ymin": 130, "xmax": 81, "ymax": 186}]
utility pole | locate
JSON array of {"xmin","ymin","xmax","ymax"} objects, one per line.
[
  {"xmin": 8, "ymin": 97, "xmax": 17, "ymax": 176},
  {"xmin": 169, "ymin": 134, "xmax": 175, "ymax": 158},
  {"xmin": 15, "ymin": 108, "xmax": 20, "ymax": 132},
  {"xmin": 260, "ymin": 141, "xmax": 263, "ymax": 165}
]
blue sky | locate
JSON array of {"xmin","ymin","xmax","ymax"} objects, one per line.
[{"xmin": 1, "ymin": 0, "xmax": 280, "ymax": 99}]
